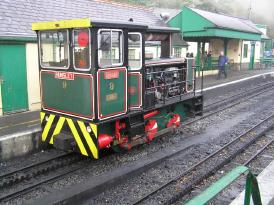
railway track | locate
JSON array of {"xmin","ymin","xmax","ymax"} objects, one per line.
[
  {"xmin": 0, "ymin": 152, "xmax": 87, "ymax": 202},
  {"xmin": 20, "ymin": 83, "xmax": 274, "ymax": 205},
  {"xmin": 182, "ymin": 129, "xmax": 274, "ymax": 205},
  {"xmin": 203, "ymin": 80, "xmax": 274, "ymax": 112},
  {"xmin": 183, "ymin": 81, "xmax": 274, "ymax": 126},
  {"xmin": 132, "ymin": 114, "xmax": 274, "ymax": 205},
  {"xmin": 3, "ymin": 82, "xmax": 274, "ymax": 204}
]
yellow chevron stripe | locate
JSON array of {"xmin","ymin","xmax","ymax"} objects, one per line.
[
  {"xmin": 49, "ymin": 117, "xmax": 65, "ymax": 144},
  {"xmin": 42, "ymin": 114, "xmax": 55, "ymax": 141},
  {"xmin": 78, "ymin": 121, "xmax": 98, "ymax": 159},
  {"xmin": 40, "ymin": 112, "xmax": 45, "ymax": 123},
  {"xmin": 67, "ymin": 119, "xmax": 88, "ymax": 156},
  {"xmin": 90, "ymin": 123, "xmax": 97, "ymax": 138}
]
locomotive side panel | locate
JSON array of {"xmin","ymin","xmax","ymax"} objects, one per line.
[
  {"xmin": 41, "ymin": 70, "xmax": 94, "ymax": 120},
  {"xmin": 97, "ymin": 67, "xmax": 127, "ymax": 120}
]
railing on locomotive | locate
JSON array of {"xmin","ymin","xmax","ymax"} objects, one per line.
[{"xmin": 145, "ymin": 65, "xmax": 197, "ymax": 104}]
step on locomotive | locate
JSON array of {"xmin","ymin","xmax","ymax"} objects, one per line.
[{"xmin": 32, "ymin": 18, "xmax": 203, "ymax": 159}]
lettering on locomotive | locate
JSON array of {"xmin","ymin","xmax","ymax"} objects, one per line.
[
  {"xmin": 104, "ymin": 70, "xmax": 120, "ymax": 79},
  {"xmin": 55, "ymin": 72, "xmax": 75, "ymax": 80},
  {"xmin": 106, "ymin": 93, "xmax": 118, "ymax": 101},
  {"xmin": 109, "ymin": 82, "xmax": 115, "ymax": 90}
]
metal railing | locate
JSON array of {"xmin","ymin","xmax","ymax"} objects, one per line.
[{"xmin": 144, "ymin": 63, "xmax": 201, "ymax": 106}]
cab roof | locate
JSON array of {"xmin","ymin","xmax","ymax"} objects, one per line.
[{"xmin": 32, "ymin": 18, "xmax": 180, "ymax": 33}]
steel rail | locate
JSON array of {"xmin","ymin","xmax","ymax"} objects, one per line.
[
  {"xmin": 132, "ymin": 114, "xmax": 274, "ymax": 205},
  {"xmin": 0, "ymin": 152, "xmax": 79, "ymax": 189},
  {"xmin": 204, "ymin": 81, "xmax": 274, "ymax": 110},
  {"xmin": 0, "ymin": 152, "xmax": 71, "ymax": 178},
  {"xmin": 0, "ymin": 158, "xmax": 89, "ymax": 202},
  {"xmin": 244, "ymin": 138, "xmax": 274, "ymax": 166},
  {"xmin": 182, "ymin": 84, "xmax": 274, "ymax": 126}
]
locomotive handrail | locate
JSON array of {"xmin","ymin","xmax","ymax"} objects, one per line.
[
  {"xmin": 146, "ymin": 80, "xmax": 195, "ymax": 90},
  {"xmin": 144, "ymin": 63, "xmax": 197, "ymax": 105},
  {"xmin": 146, "ymin": 68, "xmax": 187, "ymax": 75}
]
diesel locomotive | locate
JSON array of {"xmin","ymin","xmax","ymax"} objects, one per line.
[{"xmin": 32, "ymin": 18, "xmax": 203, "ymax": 159}]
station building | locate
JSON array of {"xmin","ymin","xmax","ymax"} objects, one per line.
[{"xmin": 167, "ymin": 7, "xmax": 264, "ymax": 70}]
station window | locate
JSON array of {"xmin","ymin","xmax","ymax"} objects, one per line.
[
  {"xmin": 174, "ymin": 47, "xmax": 182, "ymax": 58},
  {"xmin": 40, "ymin": 30, "xmax": 69, "ymax": 69},
  {"xmin": 98, "ymin": 29, "xmax": 123, "ymax": 67},
  {"xmin": 73, "ymin": 28, "xmax": 91, "ymax": 70},
  {"xmin": 128, "ymin": 33, "xmax": 142, "ymax": 70}
]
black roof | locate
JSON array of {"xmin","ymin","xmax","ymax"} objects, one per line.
[
  {"xmin": 172, "ymin": 33, "xmax": 188, "ymax": 47},
  {"xmin": 92, "ymin": 20, "xmax": 180, "ymax": 33},
  {"xmin": 0, "ymin": 0, "xmax": 168, "ymax": 38}
]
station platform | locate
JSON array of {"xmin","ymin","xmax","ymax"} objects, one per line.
[
  {"xmin": 0, "ymin": 68, "xmax": 274, "ymax": 161},
  {"xmin": 196, "ymin": 68, "xmax": 274, "ymax": 90},
  {"xmin": 230, "ymin": 160, "xmax": 274, "ymax": 205},
  {"xmin": 0, "ymin": 110, "xmax": 40, "ymax": 136},
  {"xmin": 0, "ymin": 111, "xmax": 41, "ymax": 161}
]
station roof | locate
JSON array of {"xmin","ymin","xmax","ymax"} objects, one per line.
[
  {"xmin": 0, "ymin": 0, "xmax": 168, "ymax": 41},
  {"xmin": 191, "ymin": 8, "xmax": 261, "ymax": 34},
  {"xmin": 168, "ymin": 6, "xmax": 262, "ymax": 41}
]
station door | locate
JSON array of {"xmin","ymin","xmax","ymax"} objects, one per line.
[{"xmin": 0, "ymin": 44, "xmax": 28, "ymax": 114}]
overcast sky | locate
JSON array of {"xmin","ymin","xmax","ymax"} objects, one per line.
[{"xmin": 218, "ymin": 0, "xmax": 274, "ymax": 22}]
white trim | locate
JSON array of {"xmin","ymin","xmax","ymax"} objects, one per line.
[
  {"xmin": 97, "ymin": 29, "xmax": 124, "ymax": 68},
  {"xmin": 72, "ymin": 28, "xmax": 92, "ymax": 71},
  {"xmin": 97, "ymin": 67, "xmax": 128, "ymax": 120},
  {"xmin": 40, "ymin": 70, "xmax": 95, "ymax": 120},
  {"xmin": 39, "ymin": 30, "xmax": 70, "ymax": 70},
  {"xmin": 129, "ymin": 72, "xmax": 142, "ymax": 109},
  {"xmin": 196, "ymin": 71, "xmax": 274, "ymax": 92},
  {"xmin": 128, "ymin": 32, "xmax": 142, "ymax": 71},
  {"xmin": 145, "ymin": 59, "xmax": 185, "ymax": 67}
]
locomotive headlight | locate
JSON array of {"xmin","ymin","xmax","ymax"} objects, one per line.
[
  {"xmin": 86, "ymin": 126, "xmax": 92, "ymax": 133},
  {"xmin": 45, "ymin": 116, "xmax": 49, "ymax": 121}
]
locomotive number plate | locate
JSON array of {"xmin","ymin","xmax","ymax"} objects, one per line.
[
  {"xmin": 106, "ymin": 93, "xmax": 118, "ymax": 102},
  {"xmin": 104, "ymin": 70, "xmax": 119, "ymax": 79},
  {"xmin": 55, "ymin": 72, "xmax": 75, "ymax": 80}
]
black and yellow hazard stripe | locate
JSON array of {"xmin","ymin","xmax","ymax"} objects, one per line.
[{"xmin": 40, "ymin": 111, "xmax": 98, "ymax": 159}]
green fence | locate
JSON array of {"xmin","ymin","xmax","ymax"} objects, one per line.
[
  {"xmin": 185, "ymin": 166, "xmax": 262, "ymax": 205},
  {"xmin": 204, "ymin": 56, "xmax": 231, "ymax": 71}
]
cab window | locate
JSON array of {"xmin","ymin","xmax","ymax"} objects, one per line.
[
  {"xmin": 98, "ymin": 29, "xmax": 123, "ymax": 67},
  {"xmin": 40, "ymin": 30, "xmax": 69, "ymax": 69},
  {"xmin": 128, "ymin": 33, "xmax": 142, "ymax": 70},
  {"xmin": 73, "ymin": 28, "xmax": 91, "ymax": 70}
]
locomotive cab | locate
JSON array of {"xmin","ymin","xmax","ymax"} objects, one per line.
[{"xmin": 32, "ymin": 19, "xmax": 203, "ymax": 159}]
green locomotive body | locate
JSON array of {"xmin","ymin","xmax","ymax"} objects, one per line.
[{"xmin": 32, "ymin": 18, "xmax": 203, "ymax": 159}]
